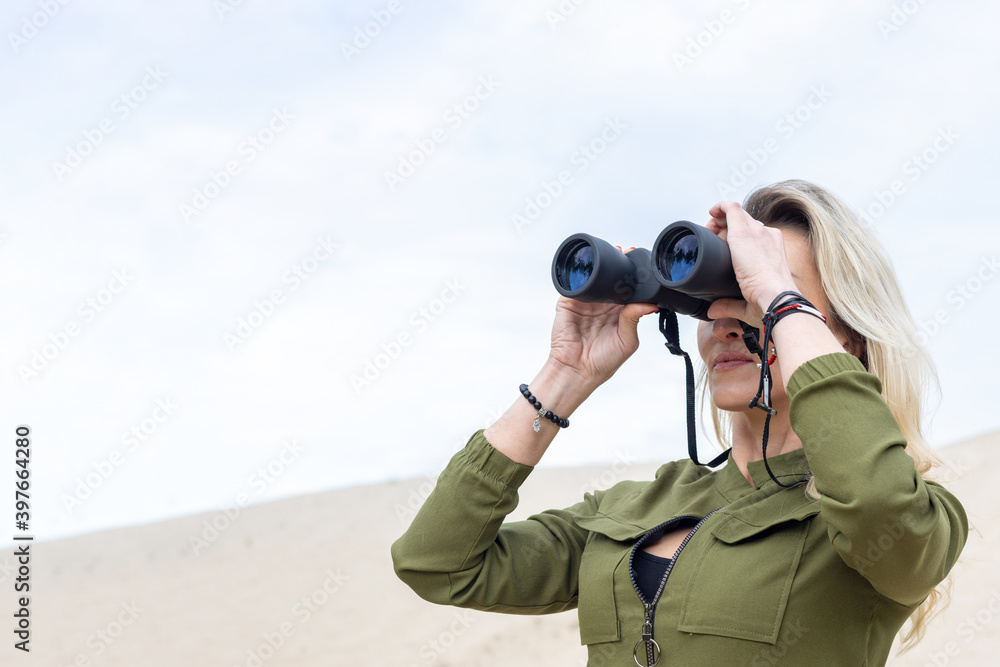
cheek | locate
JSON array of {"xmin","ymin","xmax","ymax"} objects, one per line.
[{"xmin": 696, "ymin": 323, "xmax": 712, "ymax": 359}]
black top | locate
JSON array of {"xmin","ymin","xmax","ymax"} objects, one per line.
[{"xmin": 633, "ymin": 549, "xmax": 673, "ymax": 602}]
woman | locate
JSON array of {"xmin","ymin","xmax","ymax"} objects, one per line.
[{"xmin": 391, "ymin": 180, "xmax": 967, "ymax": 665}]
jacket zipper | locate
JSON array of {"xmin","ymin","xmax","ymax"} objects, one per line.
[{"xmin": 628, "ymin": 507, "xmax": 722, "ymax": 666}]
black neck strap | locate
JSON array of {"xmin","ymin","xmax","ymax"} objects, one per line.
[{"xmin": 658, "ymin": 309, "xmax": 729, "ymax": 468}]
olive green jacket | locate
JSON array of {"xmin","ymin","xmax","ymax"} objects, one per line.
[{"xmin": 391, "ymin": 353, "xmax": 968, "ymax": 665}]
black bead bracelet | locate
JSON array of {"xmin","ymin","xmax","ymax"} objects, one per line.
[{"xmin": 519, "ymin": 383, "xmax": 570, "ymax": 431}]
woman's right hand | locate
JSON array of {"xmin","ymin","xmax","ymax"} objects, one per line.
[
  {"xmin": 483, "ymin": 247, "xmax": 658, "ymax": 466},
  {"xmin": 547, "ymin": 295, "xmax": 660, "ymax": 392}
]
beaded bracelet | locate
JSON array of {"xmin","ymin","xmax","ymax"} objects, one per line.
[{"xmin": 519, "ymin": 384, "xmax": 570, "ymax": 432}]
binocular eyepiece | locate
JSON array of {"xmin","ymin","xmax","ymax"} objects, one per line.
[{"xmin": 551, "ymin": 221, "xmax": 742, "ymax": 320}]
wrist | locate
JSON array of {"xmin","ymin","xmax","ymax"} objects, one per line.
[
  {"xmin": 481, "ymin": 362, "xmax": 594, "ymax": 467},
  {"xmin": 531, "ymin": 359, "xmax": 596, "ymax": 417},
  {"xmin": 755, "ymin": 283, "xmax": 801, "ymax": 313}
]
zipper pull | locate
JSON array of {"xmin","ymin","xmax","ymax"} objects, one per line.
[{"xmin": 633, "ymin": 603, "xmax": 661, "ymax": 666}]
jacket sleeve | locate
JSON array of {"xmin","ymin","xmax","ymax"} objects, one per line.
[
  {"xmin": 787, "ymin": 352, "xmax": 968, "ymax": 606},
  {"xmin": 390, "ymin": 429, "xmax": 597, "ymax": 614}
]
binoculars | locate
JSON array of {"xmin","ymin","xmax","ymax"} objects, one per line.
[{"xmin": 550, "ymin": 221, "xmax": 742, "ymax": 320}]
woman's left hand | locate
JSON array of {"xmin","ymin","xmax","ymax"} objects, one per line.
[{"xmin": 703, "ymin": 200, "xmax": 798, "ymax": 326}]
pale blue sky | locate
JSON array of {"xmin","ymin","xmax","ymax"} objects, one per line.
[{"xmin": 2, "ymin": 0, "xmax": 998, "ymax": 544}]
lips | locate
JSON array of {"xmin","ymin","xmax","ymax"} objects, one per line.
[{"xmin": 711, "ymin": 351, "xmax": 754, "ymax": 371}]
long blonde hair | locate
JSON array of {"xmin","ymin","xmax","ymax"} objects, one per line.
[{"xmin": 699, "ymin": 179, "xmax": 949, "ymax": 651}]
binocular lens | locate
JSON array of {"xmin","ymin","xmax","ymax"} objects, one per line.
[
  {"xmin": 551, "ymin": 221, "xmax": 739, "ymax": 320},
  {"xmin": 661, "ymin": 231, "xmax": 699, "ymax": 282},
  {"xmin": 555, "ymin": 240, "xmax": 595, "ymax": 292}
]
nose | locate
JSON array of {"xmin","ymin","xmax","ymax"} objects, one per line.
[{"xmin": 711, "ymin": 316, "xmax": 743, "ymax": 343}]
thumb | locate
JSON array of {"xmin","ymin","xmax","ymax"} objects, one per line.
[{"xmin": 618, "ymin": 302, "xmax": 660, "ymax": 348}]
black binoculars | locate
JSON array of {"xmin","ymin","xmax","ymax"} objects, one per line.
[{"xmin": 550, "ymin": 221, "xmax": 742, "ymax": 320}]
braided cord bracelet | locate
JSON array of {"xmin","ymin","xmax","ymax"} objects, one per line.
[{"xmin": 749, "ymin": 290, "xmax": 828, "ymax": 489}]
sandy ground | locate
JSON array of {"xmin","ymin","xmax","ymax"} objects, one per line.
[{"xmin": 1, "ymin": 431, "xmax": 995, "ymax": 666}]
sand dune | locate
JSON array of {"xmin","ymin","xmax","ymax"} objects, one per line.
[{"xmin": 3, "ymin": 431, "xmax": 996, "ymax": 666}]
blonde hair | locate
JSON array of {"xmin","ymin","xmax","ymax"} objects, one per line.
[{"xmin": 699, "ymin": 179, "xmax": 949, "ymax": 651}]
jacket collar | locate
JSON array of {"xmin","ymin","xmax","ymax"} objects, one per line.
[{"xmin": 714, "ymin": 446, "xmax": 812, "ymax": 503}]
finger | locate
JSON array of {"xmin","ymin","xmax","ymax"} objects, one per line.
[
  {"xmin": 705, "ymin": 219, "xmax": 727, "ymax": 242},
  {"xmin": 618, "ymin": 302, "xmax": 659, "ymax": 347},
  {"xmin": 708, "ymin": 202, "xmax": 744, "ymax": 242},
  {"xmin": 708, "ymin": 200, "xmax": 741, "ymax": 223},
  {"xmin": 629, "ymin": 302, "xmax": 660, "ymax": 319},
  {"xmin": 706, "ymin": 298, "xmax": 747, "ymax": 322},
  {"xmin": 722, "ymin": 203, "xmax": 761, "ymax": 236}
]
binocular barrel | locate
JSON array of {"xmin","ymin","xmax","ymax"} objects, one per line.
[{"xmin": 550, "ymin": 220, "xmax": 742, "ymax": 320}]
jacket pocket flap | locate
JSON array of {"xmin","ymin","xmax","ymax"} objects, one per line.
[
  {"xmin": 711, "ymin": 504, "xmax": 819, "ymax": 544},
  {"xmin": 574, "ymin": 514, "xmax": 647, "ymax": 541}
]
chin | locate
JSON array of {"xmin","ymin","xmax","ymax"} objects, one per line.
[
  {"xmin": 709, "ymin": 388, "xmax": 756, "ymax": 413},
  {"xmin": 708, "ymin": 373, "xmax": 757, "ymax": 407},
  {"xmin": 708, "ymin": 363, "xmax": 788, "ymax": 413},
  {"xmin": 710, "ymin": 382, "xmax": 790, "ymax": 416}
]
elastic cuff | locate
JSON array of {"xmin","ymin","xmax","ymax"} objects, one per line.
[
  {"xmin": 455, "ymin": 429, "xmax": 535, "ymax": 489},
  {"xmin": 787, "ymin": 352, "xmax": 870, "ymax": 400}
]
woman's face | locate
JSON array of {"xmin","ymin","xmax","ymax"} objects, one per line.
[{"xmin": 696, "ymin": 227, "xmax": 846, "ymax": 412}]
